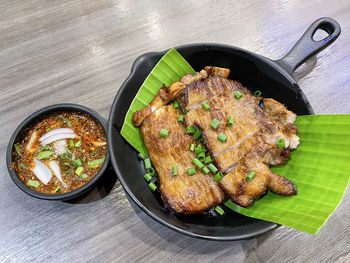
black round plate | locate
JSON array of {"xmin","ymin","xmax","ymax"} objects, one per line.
[{"xmin": 108, "ymin": 43, "xmax": 314, "ymax": 240}]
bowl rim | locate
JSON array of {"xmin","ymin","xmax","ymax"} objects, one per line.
[
  {"xmin": 6, "ymin": 103, "xmax": 110, "ymax": 201},
  {"xmin": 107, "ymin": 43, "xmax": 287, "ymax": 240}
]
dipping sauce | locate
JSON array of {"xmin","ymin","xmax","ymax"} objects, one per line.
[{"xmin": 12, "ymin": 111, "xmax": 107, "ymax": 194}]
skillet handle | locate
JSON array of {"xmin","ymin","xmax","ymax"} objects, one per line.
[{"xmin": 275, "ymin": 17, "xmax": 341, "ymax": 75}]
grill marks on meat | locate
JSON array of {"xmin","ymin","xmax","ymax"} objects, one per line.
[
  {"xmin": 183, "ymin": 75, "xmax": 298, "ymax": 207},
  {"xmin": 221, "ymin": 153, "xmax": 296, "ymax": 207},
  {"xmin": 204, "ymin": 66, "xmax": 230, "ymax": 78},
  {"xmin": 133, "ymin": 81, "xmax": 186, "ymax": 126},
  {"xmin": 185, "ymin": 79, "xmax": 263, "ymax": 172},
  {"xmin": 262, "ymin": 98, "xmax": 299, "ymax": 149},
  {"xmin": 180, "ymin": 77, "xmax": 246, "ymax": 112},
  {"xmin": 140, "ymin": 105, "xmax": 225, "ymax": 214},
  {"xmin": 219, "ymin": 149, "xmax": 296, "ymax": 207},
  {"xmin": 263, "ymin": 98, "xmax": 297, "ymax": 125},
  {"xmin": 181, "ymin": 80, "xmax": 214, "ymax": 111}
]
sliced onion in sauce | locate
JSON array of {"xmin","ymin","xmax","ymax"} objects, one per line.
[
  {"xmin": 92, "ymin": 141, "xmax": 107, "ymax": 147},
  {"xmin": 26, "ymin": 130, "xmax": 37, "ymax": 151},
  {"xmin": 41, "ymin": 133, "xmax": 76, "ymax": 146},
  {"xmin": 40, "ymin": 129, "xmax": 77, "ymax": 146},
  {"xmin": 32, "ymin": 158, "xmax": 52, "ymax": 185},
  {"xmin": 39, "ymin": 128, "xmax": 75, "ymax": 142},
  {"xmin": 48, "ymin": 160, "xmax": 67, "ymax": 187}
]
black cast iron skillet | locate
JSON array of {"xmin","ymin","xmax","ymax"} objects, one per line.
[{"xmin": 108, "ymin": 17, "xmax": 341, "ymax": 240}]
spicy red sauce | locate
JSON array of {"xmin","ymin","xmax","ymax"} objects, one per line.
[{"xmin": 12, "ymin": 111, "xmax": 107, "ymax": 194}]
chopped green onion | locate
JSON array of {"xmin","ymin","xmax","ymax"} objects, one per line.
[
  {"xmin": 67, "ymin": 119, "xmax": 72, "ymax": 127},
  {"xmin": 27, "ymin": 180, "xmax": 40, "ymax": 188},
  {"xmin": 69, "ymin": 140, "xmax": 74, "ymax": 148},
  {"xmin": 147, "ymin": 167, "xmax": 155, "ymax": 176},
  {"xmin": 254, "ymin": 90, "xmax": 262, "ymax": 97},
  {"xmin": 228, "ymin": 116, "xmax": 234, "ymax": 126},
  {"xmin": 246, "ymin": 171, "xmax": 256, "ymax": 182},
  {"xmin": 60, "ymin": 153, "xmax": 69, "ymax": 160},
  {"xmin": 160, "ymin": 128, "xmax": 169, "ymax": 138},
  {"xmin": 210, "ymin": 118, "xmax": 220, "ymax": 129},
  {"xmin": 66, "ymin": 148, "xmax": 72, "ymax": 154},
  {"xmin": 174, "ymin": 101, "xmax": 180, "ymax": 109},
  {"xmin": 234, "ymin": 91, "xmax": 242, "ymax": 99},
  {"xmin": 66, "ymin": 168, "xmax": 73, "ymax": 175},
  {"xmin": 217, "ymin": 133, "xmax": 227, "ymax": 142},
  {"xmin": 144, "ymin": 158, "xmax": 151, "ymax": 170},
  {"xmin": 215, "ymin": 205, "xmax": 224, "ymax": 215},
  {"xmin": 75, "ymin": 140, "xmax": 82, "ymax": 147},
  {"xmin": 202, "ymin": 166, "xmax": 210, "ymax": 174},
  {"xmin": 277, "ymin": 138, "xmax": 285, "ymax": 149},
  {"xmin": 199, "ymin": 136, "xmax": 204, "ymax": 142},
  {"xmin": 61, "ymin": 117, "xmax": 67, "ymax": 123},
  {"xmin": 71, "ymin": 152, "xmax": 76, "ymax": 161},
  {"xmin": 202, "ymin": 102, "xmax": 210, "ymax": 111},
  {"xmin": 197, "ymin": 152, "xmax": 205, "ymax": 162},
  {"xmin": 81, "ymin": 173, "xmax": 88, "ymax": 179},
  {"xmin": 195, "ymin": 144, "xmax": 206, "ymax": 154},
  {"xmin": 204, "ymin": 155, "xmax": 212, "ymax": 164},
  {"xmin": 214, "ymin": 171, "xmax": 224, "ymax": 182},
  {"xmin": 187, "ymin": 167, "xmax": 196, "ymax": 176},
  {"xmin": 183, "ymin": 109, "xmax": 189, "ymax": 114},
  {"xmin": 73, "ymin": 159, "xmax": 82, "ymax": 166},
  {"xmin": 178, "ymin": 115, "xmax": 184, "ymax": 123},
  {"xmin": 14, "ymin": 143, "xmax": 21, "ymax": 155},
  {"xmin": 208, "ymin": 164, "xmax": 218, "ymax": 174},
  {"xmin": 185, "ymin": 126, "xmax": 197, "ymax": 134},
  {"xmin": 39, "ymin": 145, "xmax": 50, "ymax": 150},
  {"xmin": 54, "ymin": 186, "xmax": 61, "ymax": 192},
  {"xmin": 192, "ymin": 158, "xmax": 204, "ymax": 169},
  {"xmin": 82, "ymin": 156, "xmax": 86, "ymax": 162},
  {"xmin": 18, "ymin": 163, "xmax": 28, "ymax": 169},
  {"xmin": 193, "ymin": 129, "xmax": 202, "ymax": 140},
  {"xmin": 91, "ymin": 152, "xmax": 96, "ymax": 157},
  {"xmin": 144, "ymin": 173, "xmax": 152, "ymax": 182},
  {"xmin": 173, "ymin": 165, "xmax": 177, "ymax": 176},
  {"xmin": 148, "ymin": 182, "xmax": 157, "ymax": 191},
  {"xmin": 87, "ymin": 158, "xmax": 105, "ymax": 166},
  {"xmin": 75, "ymin": 166, "xmax": 84, "ymax": 176},
  {"xmin": 138, "ymin": 152, "xmax": 147, "ymax": 159},
  {"xmin": 46, "ymin": 126, "xmax": 51, "ymax": 132},
  {"xmin": 37, "ymin": 151, "xmax": 55, "ymax": 160},
  {"xmin": 190, "ymin": 144, "xmax": 195, "ymax": 152}
]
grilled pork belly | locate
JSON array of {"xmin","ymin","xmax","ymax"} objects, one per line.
[
  {"xmin": 182, "ymin": 74, "xmax": 298, "ymax": 207},
  {"xmin": 133, "ymin": 81, "xmax": 186, "ymax": 126},
  {"xmin": 139, "ymin": 105, "xmax": 225, "ymax": 214},
  {"xmin": 134, "ymin": 66, "xmax": 298, "ymax": 211},
  {"xmin": 219, "ymin": 148, "xmax": 296, "ymax": 207}
]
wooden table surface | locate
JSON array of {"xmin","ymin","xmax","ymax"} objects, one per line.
[{"xmin": 1, "ymin": 0, "xmax": 350, "ymax": 262}]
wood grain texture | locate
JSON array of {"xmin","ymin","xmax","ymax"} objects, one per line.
[{"xmin": 1, "ymin": 0, "xmax": 350, "ymax": 262}]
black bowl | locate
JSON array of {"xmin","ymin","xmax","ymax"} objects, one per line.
[{"xmin": 6, "ymin": 103, "xmax": 110, "ymax": 201}]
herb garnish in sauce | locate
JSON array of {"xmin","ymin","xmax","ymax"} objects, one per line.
[{"xmin": 12, "ymin": 111, "xmax": 107, "ymax": 194}]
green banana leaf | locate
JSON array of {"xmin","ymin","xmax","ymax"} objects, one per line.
[
  {"xmin": 225, "ymin": 114, "xmax": 350, "ymax": 234},
  {"xmin": 120, "ymin": 48, "xmax": 350, "ymax": 234}
]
